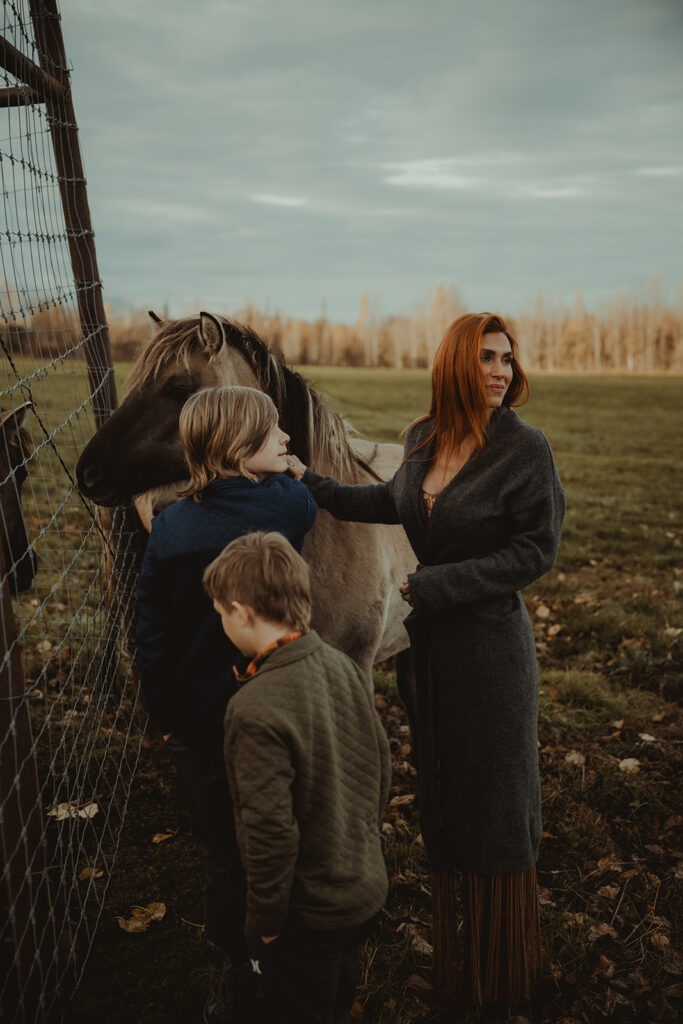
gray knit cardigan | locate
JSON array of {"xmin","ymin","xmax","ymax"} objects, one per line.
[{"xmin": 303, "ymin": 407, "xmax": 565, "ymax": 874}]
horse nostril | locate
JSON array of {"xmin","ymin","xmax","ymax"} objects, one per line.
[{"xmin": 81, "ymin": 464, "xmax": 104, "ymax": 490}]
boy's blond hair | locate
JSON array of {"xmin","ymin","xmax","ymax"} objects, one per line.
[
  {"xmin": 178, "ymin": 386, "xmax": 278, "ymax": 499},
  {"xmin": 203, "ymin": 531, "xmax": 312, "ymax": 631}
]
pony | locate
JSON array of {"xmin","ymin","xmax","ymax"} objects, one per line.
[
  {"xmin": 76, "ymin": 313, "xmax": 417, "ymax": 696},
  {"xmin": 0, "ymin": 402, "xmax": 37, "ymax": 594}
]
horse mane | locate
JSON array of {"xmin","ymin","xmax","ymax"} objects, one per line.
[
  {"xmin": 127, "ymin": 316, "xmax": 364, "ymax": 480},
  {"xmin": 126, "ymin": 316, "xmax": 208, "ymax": 389}
]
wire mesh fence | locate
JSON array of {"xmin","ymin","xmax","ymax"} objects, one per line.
[{"xmin": 1, "ymin": 2, "xmax": 146, "ymax": 1020}]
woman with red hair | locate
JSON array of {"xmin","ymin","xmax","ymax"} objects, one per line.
[{"xmin": 287, "ymin": 312, "xmax": 565, "ymax": 1011}]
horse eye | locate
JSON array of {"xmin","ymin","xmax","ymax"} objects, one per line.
[{"xmin": 165, "ymin": 378, "xmax": 194, "ymax": 398}]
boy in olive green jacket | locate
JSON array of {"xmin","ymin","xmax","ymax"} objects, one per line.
[{"xmin": 203, "ymin": 531, "xmax": 391, "ymax": 1024}]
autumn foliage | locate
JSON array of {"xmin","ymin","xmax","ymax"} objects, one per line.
[{"xmin": 2, "ymin": 280, "xmax": 681, "ymax": 371}]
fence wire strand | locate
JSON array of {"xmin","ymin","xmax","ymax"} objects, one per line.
[{"xmin": 1, "ymin": 3, "xmax": 146, "ymax": 1021}]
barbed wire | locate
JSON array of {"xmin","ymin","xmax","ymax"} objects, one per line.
[{"xmin": 0, "ymin": 3, "xmax": 146, "ymax": 1021}]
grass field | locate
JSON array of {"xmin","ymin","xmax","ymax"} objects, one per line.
[{"xmin": 33, "ymin": 367, "xmax": 680, "ymax": 1024}]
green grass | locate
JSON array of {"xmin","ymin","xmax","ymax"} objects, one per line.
[
  {"xmin": 5, "ymin": 362, "xmax": 680, "ymax": 1023},
  {"xmin": 1, "ymin": 355, "xmax": 145, "ymax": 1016}
]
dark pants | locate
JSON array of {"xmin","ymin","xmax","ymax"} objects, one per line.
[
  {"xmin": 247, "ymin": 919, "xmax": 373, "ymax": 1024},
  {"xmin": 167, "ymin": 738, "xmax": 247, "ymax": 966}
]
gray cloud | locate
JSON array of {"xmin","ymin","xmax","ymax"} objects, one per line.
[{"xmin": 60, "ymin": 0, "xmax": 683, "ymax": 321}]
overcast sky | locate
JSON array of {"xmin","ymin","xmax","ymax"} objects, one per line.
[{"xmin": 60, "ymin": 0, "xmax": 683, "ymax": 323}]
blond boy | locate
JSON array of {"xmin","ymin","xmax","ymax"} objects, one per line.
[
  {"xmin": 204, "ymin": 532, "xmax": 391, "ymax": 1024},
  {"xmin": 135, "ymin": 387, "xmax": 316, "ymax": 1023}
]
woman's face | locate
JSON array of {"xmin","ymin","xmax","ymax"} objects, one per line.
[
  {"xmin": 479, "ymin": 332, "xmax": 514, "ymax": 408},
  {"xmin": 243, "ymin": 423, "xmax": 290, "ymax": 476}
]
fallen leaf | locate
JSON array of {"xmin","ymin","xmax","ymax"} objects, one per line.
[
  {"xmin": 589, "ymin": 922, "xmax": 618, "ymax": 941},
  {"xmin": 79, "ymin": 867, "xmax": 104, "ymax": 881},
  {"xmin": 36, "ymin": 640, "xmax": 52, "ymax": 653},
  {"xmin": 389, "ymin": 794, "xmax": 415, "ymax": 807},
  {"xmin": 605, "ymin": 988, "xmax": 634, "ymax": 1012},
  {"xmin": 618, "ymin": 758, "xmax": 640, "ymax": 774},
  {"xmin": 651, "ymin": 711, "xmax": 665, "ymax": 722},
  {"xmin": 47, "ymin": 802, "xmax": 72, "ymax": 820},
  {"xmin": 374, "ymin": 694, "xmax": 387, "ymax": 709},
  {"xmin": 609, "ymin": 719, "xmax": 625, "ymax": 730},
  {"xmin": 651, "ymin": 932, "xmax": 670, "ymax": 951},
  {"xmin": 597, "ymin": 885, "xmax": 620, "ymax": 900},
  {"xmin": 404, "ymin": 973, "xmax": 432, "ymax": 993},
  {"xmin": 116, "ymin": 902, "xmax": 166, "ymax": 933},
  {"xmin": 535, "ymin": 604, "xmax": 551, "ymax": 619},
  {"xmin": 566, "ymin": 911, "xmax": 587, "ymax": 925},
  {"xmin": 547, "ymin": 623, "xmax": 562, "ymax": 637},
  {"xmin": 664, "ymin": 952, "xmax": 683, "ymax": 975},
  {"xmin": 629, "ymin": 969, "xmax": 653, "ymax": 994},
  {"xmin": 152, "ymin": 829, "xmax": 178, "ymax": 845},
  {"xmin": 564, "ymin": 750, "xmax": 585, "ymax": 768},
  {"xmin": 78, "ymin": 802, "xmax": 99, "ymax": 819},
  {"xmin": 618, "ymin": 868, "xmax": 639, "ymax": 881},
  {"xmin": 397, "ymin": 922, "xmax": 432, "ymax": 957},
  {"xmin": 594, "ymin": 954, "xmax": 615, "ymax": 978},
  {"xmin": 597, "ymin": 855, "xmax": 622, "ymax": 873},
  {"xmin": 537, "ymin": 887, "xmax": 556, "ymax": 907},
  {"xmin": 638, "ymin": 733, "xmax": 656, "ymax": 743}
]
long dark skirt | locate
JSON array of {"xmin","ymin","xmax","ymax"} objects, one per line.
[{"xmin": 431, "ymin": 866, "xmax": 542, "ymax": 1007}]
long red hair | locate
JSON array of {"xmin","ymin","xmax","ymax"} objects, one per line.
[{"xmin": 408, "ymin": 312, "xmax": 529, "ymax": 462}]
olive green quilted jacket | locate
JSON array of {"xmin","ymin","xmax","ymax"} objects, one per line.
[{"xmin": 224, "ymin": 630, "xmax": 391, "ymax": 935}]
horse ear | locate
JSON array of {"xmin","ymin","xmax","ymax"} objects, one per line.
[
  {"xmin": 0, "ymin": 402, "xmax": 32, "ymax": 439},
  {"xmin": 199, "ymin": 312, "xmax": 226, "ymax": 356},
  {"xmin": 148, "ymin": 310, "xmax": 162, "ymax": 324}
]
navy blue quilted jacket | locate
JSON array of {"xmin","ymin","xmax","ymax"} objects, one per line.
[{"xmin": 135, "ymin": 474, "xmax": 317, "ymax": 747}]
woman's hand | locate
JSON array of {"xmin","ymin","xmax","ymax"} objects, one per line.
[
  {"xmin": 399, "ymin": 580, "xmax": 413, "ymax": 606},
  {"xmin": 285, "ymin": 454, "xmax": 307, "ymax": 481}
]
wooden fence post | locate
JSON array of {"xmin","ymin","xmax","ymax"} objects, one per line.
[{"xmin": 28, "ymin": 0, "xmax": 117, "ymax": 429}]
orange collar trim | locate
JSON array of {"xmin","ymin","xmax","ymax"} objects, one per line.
[{"xmin": 234, "ymin": 629, "xmax": 309, "ymax": 680}]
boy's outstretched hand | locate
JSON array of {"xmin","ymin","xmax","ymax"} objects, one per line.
[{"xmin": 285, "ymin": 454, "xmax": 306, "ymax": 481}]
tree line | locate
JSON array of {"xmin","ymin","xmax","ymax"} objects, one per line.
[{"xmin": 2, "ymin": 279, "xmax": 681, "ymax": 372}]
